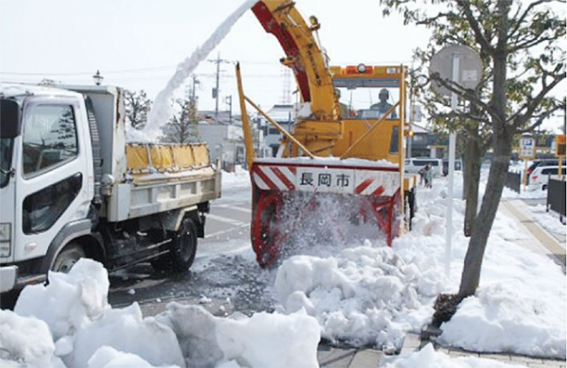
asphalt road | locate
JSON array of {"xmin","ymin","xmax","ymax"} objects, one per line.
[{"xmin": 106, "ymin": 184, "xmax": 277, "ymax": 317}]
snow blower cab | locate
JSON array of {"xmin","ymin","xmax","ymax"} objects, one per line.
[{"xmin": 237, "ymin": 0, "xmax": 417, "ymax": 267}]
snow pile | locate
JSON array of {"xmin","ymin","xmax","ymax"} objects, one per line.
[
  {"xmin": 157, "ymin": 303, "xmax": 319, "ymax": 367},
  {"xmin": 0, "ymin": 310, "xmax": 65, "ymax": 368},
  {"xmin": 273, "ymin": 169, "xmax": 565, "ymax": 359},
  {"xmin": 396, "ymin": 172, "xmax": 566, "ymax": 359},
  {"xmin": 274, "ymin": 245, "xmax": 439, "ymax": 350},
  {"xmin": 221, "ymin": 165, "xmax": 250, "ymax": 187},
  {"xmin": 11, "ymin": 260, "xmax": 184, "ymax": 368},
  {"xmin": 382, "ymin": 344, "xmax": 525, "ymax": 368},
  {"xmin": 14, "ymin": 258, "xmax": 111, "ymax": 340},
  {"xmin": 3, "ymin": 259, "xmax": 319, "ymax": 368}
]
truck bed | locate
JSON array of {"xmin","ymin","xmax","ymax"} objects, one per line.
[{"xmin": 106, "ymin": 143, "xmax": 221, "ymax": 222}]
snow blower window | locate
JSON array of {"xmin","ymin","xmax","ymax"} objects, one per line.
[{"xmin": 334, "ymin": 84, "xmax": 400, "ymax": 120}]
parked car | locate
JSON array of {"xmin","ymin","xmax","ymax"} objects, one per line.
[
  {"xmin": 529, "ymin": 165, "xmax": 566, "ymax": 190},
  {"xmin": 405, "ymin": 158, "xmax": 443, "ymax": 177},
  {"xmin": 442, "ymin": 159, "xmax": 463, "ymax": 176},
  {"xmin": 527, "ymin": 158, "xmax": 566, "ymax": 179}
]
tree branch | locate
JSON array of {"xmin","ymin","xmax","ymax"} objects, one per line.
[
  {"xmin": 430, "ymin": 72, "xmax": 497, "ymax": 118},
  {"xmin": 455, "ymin": 0, "xmax": 493, "ymax": 52},
  {"xmin": 508, "ymin": 0, "xmax": 551, "ymax": 39},
  {"xmin": 511, "ymin": 34, "xmax": 562, "ymax": 53},
  {"xmin": 512, "ymin": 71, "xmax": 566, "ymax": 128},
  {"xmin": 517, "ymin": 104, "xmax": 564, "ymax": 133}
]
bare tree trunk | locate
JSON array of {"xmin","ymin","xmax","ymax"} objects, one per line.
[
  {"xmin": 463, "ymin": 137, "xmax": 482, "ymax": 237},
  {"xmin": 458, "ymin": 135, "xmax": 511, "ymax": 297}
]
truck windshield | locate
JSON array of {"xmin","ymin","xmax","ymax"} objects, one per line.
[{"xmin": 0, "ymin": 138, "xmax": 14, "ymax": 188}]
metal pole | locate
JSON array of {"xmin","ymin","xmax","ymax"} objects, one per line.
[
  {"xmin": 215, "ymin": 53, "xmax": 220, "ymax": 123},
  {"xmin": 446, "ymin": 54, "xmax": 459, "ymax": 277}
]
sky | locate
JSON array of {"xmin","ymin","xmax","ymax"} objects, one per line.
[
  {"xmin": 0, "ymin": 163, "xmax": 565, "ymax": 367},
  {"xmin": 1, "ymin": 0, "xmax": 565, "ymax": 133},
  {"xmin": 0, "ymin": 0, "xmax": 429, "ymax": 113}
]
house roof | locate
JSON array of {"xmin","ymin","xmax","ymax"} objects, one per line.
[{"xmin": 266, "ymin": 104, "xmax": 295, "ymax": 122}]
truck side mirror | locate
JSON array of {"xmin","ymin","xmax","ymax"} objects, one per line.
[{"xmin": 1, "ymin": 99, "xmax": 21, "ymax": 138}]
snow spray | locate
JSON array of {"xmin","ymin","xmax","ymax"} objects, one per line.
[{"xmin": 137, "ymin": 0, "xmax": 259, "ymax": 142}]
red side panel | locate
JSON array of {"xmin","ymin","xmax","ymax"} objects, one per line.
[{"xmin": 252, "ymin": 1, "xmax": 311, "ymax": 102}]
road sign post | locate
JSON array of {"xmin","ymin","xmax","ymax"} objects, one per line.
[
  {"xmin": 519, "ymin": 136, "xmax": 535, "ymax": 189},
  {"xmin": 430, "ymin": 45, "xmax": 482, "ymax": 277}
]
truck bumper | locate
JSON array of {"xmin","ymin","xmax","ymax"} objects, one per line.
[{"xmin": 0, "ymin": 265, "xmax": 18, "ymax": 293}]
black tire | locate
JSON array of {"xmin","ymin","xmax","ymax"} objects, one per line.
[
  {"xmin": 152, "ymin": 217, "xmax": 197, "ymax": 273},
  {"xmin": 51, "ymin": 243, "xmax": 86, "ymax": 273}
]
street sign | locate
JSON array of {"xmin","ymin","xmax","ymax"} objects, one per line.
[
  {"xmin": 429, "ymin": 44, "xmax": 483, "ymax": 97},
  {"xmin": 519, "ymin": 137, "xmax": 535, "ymax": 159},
  {"xmin": 430, "ymin": 45, "xmax": 482, "ymax": 277}
]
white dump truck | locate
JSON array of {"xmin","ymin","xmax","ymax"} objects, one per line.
[{"xmin": 0, "ymin": 83, "xmax": 221, "ymax": 293}]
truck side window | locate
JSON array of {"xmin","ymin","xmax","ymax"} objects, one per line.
[
  {"xmin": 23, "ymin": 173, "xmax": 82, "ymax": 234},
  {"xmin": 22, "ymin": 104, "xmax": 78, "ymax": 177}
]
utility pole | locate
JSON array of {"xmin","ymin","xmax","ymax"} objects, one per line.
[
  {"xmin": 225, "ymin": 95, "xmax": 232, "ymax": 124},
  {"xmin": 208, "ymin": 52, "xmax": 230, "ymax": 123},
  {"xmin": 190, "ymin": 75, "xmax": 200, "ymax": 104}
]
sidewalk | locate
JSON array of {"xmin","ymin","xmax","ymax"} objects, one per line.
[
  {"xmin": 317, "ymin": 198, "xmax": 566, "ymax": 368},
  {"xmin": 500, "ymin": 199, "xmax": 565, "ymax": 268}
]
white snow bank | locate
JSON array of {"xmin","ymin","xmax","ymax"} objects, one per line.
[
  {"xmin": 438, "ymin": 273, "xmax": 566, "ymax": 358},
  {"xmin": 274, "ymin": 244, "xmax": 438, "ymax": 350},
  {"xmin": 13, "ymin": 259, "xmax": 184, "ymax": 367},
  {"xmin": 221, "ymin": 165, "xmax": 251, "ymax": 187},
  {"xmin": 398, "ymin": 173, "xmax": 566, "ymax": 359},
  {"xmin": 87, "ymin": 346, "xmax": 179, "ymax": 368},
  {"xmin": 0, "ymin": 309, "xmax": 65, "ymax": 368},
  {"xmin": 14, "ymin": 257, "xmax": 110, "ymax": 340},
  {"xmin": 381, "ymin": 343, "xmax": 525, "ymax": 368},
  {"xmin": 4, "ymin": 258, "xmax": 320, "ymax": 368},
  {"xmin": 271, "ymin": 169, "xmax": 565, "ymax": 358},
  {"xmin": 157, "ymin": 303, "xmax": 320, "ymax": 367}
]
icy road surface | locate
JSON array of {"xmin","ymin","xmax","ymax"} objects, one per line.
[{"xmin": 107, "ymin": 174, "xmax": 278, "ymax": 318}]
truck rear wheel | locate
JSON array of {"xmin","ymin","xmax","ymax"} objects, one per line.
[
  {"xmin": 51, "ymin": 243, "xmax": 86, "ymax": 273},
  {"xmin": 152, "ymin": 217, "xmax": 197, "ymax": 273}
]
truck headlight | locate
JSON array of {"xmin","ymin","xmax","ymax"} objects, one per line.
[{"xmin": 0, "ymin": 223, "xmax": 11, "ymax": 257}]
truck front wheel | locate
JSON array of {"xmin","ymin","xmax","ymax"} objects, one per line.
[{"xmin": 51, "ymin": 243, "xmax": 86, "ymax": 273}]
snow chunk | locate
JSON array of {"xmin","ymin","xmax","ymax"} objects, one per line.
[
  {"xmin": 87, "ymin": 346, "xmax": 181, "ymax": 368},
  {"xmin": 0, "ymin": 310, "xmax": 65, "ymax": 368},
  {"xmin": 69, "ymin": 303, "xmax": 184, "ymax": 368},
  {"xmin": 158, "ymin": 302, "xmax": 320, "ymax": 367},
  {"xmin": 14, "ymin": 258, "xmax": 110, "ymax": 340}
]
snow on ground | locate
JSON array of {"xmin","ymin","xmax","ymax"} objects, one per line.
[
  {"xmin": 381, "ymin": 344, "xmax": 526, "ymax": 368},
  {"xmin": 2, "ymin": 259, "xmax": 319, "ymax": 368},
  {"xmin": 221, "ymin": 166, "xmax": 250, "ymax": 187},
  {"xmin": 526, "ymin": 203, "xmax": 566, "ymax": 235},
  {"xmin": 1, "ymin": 165, "xmax": 565, "ymax": 368}
]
